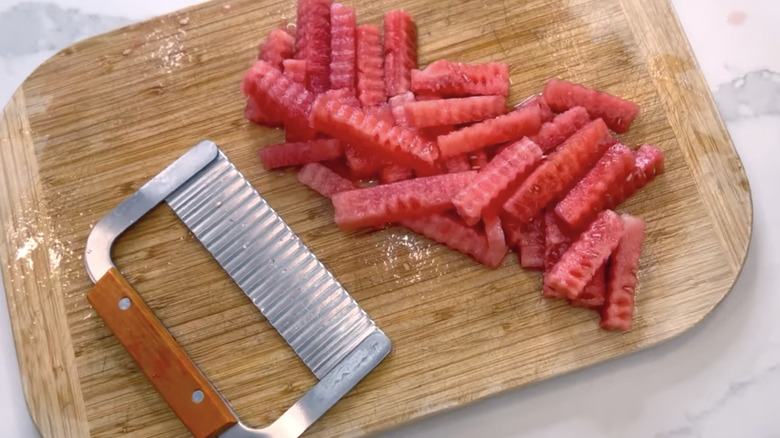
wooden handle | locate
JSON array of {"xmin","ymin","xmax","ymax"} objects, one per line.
[{"xmin": 87, "ymin": 268, "xmax": 238, "ymax": 438}]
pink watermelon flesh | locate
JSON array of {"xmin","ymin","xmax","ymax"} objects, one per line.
[
  {"xmin": 542, "ymin": 210, "xmax": 573, "ymax": 299},
  {"xmin": 244, "ymin": 97, "xmax": 283, "ymax": 127},
  {"xmin": 384, "ymin": 10, "xmax": 417, "ymax": 96},
  {"xmin": 452, "ymin": 138, "xmax": 542, "ymax": 226},
  {"xmin": 469, "ymin": 149, "xmax": 489, "ymax": 170},
  {"xmin": 259, "ymin": 138, "xmax": 343, "ymax": 170},
  {"xmin": 530, "ymin": 106, "xmax": 591, "ymax": 153},
  {"xmin": 365, "ymin": 104, "xmax": 395, "ymax": 124},
  {"xmin": 501, "ymin": 214, "xmax": 525, "ymax": 251},
  {"xmin": 344, "ymin": 144, "xmax": 386, "ymax": 179},
  {"xmin": 443, "ymin": 154, "xmax": 472, "ymax": 173},
  {"xmin": 356, "ymin": 24, "xmax": 387, "ymax": 107},
  {"xmin": 380, "ymin": 164, "xmax": 415, "ymax": 184},
  {"xmin": 242, "ymin": 62, "xmax": 285, "ymax": 127},
  {"xmin": 544, "ymin": 210, "xmax": 624, "ymax": 300},
  {"xmin": 543, "ymin": 78, "xmax": 640, "ymax": 133},
  {"xmin": 283, "ymin": 59, "xmax": 308, "ymax": 84},
  {"xmin": 405, "ymin": 95, "xmax": 507, "ymax": 128},
  {"xmin": 329, "ymin": 2, "xmax": 356, "ymax": 91},
  {"xmin": 389, "ymin": 91, "xmax": 416, "ymax": 128},
  {"xmin": 331, "ymin": 171, "xmax": 476, "ymax": 228},
  {"xmin": 483, "ymin": 214, "xmax": 509, "ymax": 268},
  {"xmin": 259, "ymin": 28, "xmax": 295, "ymax": 68},
  {"xmin": 542, "ymin": 211, "xmax": 606, "ymax": 302},
  {"xmin": 310, "ymin": 94, "xmax": 438, "ymax": 174},
  {"xmin": 604, "ymin": 144, "xmax": 665, "ymax": 210},
  {"xmin": 555, "ymin": 142, "xmax": 636, "ymax": 231},
  {"xmin": 320, "ymin": 87, "xmax": 360, "ymax": 108},
  {"xmin": 601, "ymin": 214, "xmax": 646, "ymax": 331},
  {"xmin": 571, "ymin": 264, "xmax": 607, "ymax": 309},
  {"xmin": 298, "ymin": 162, "xmax": 357, "ymax": 197},
  {"xmin": 401, "ymin": 212, "xmax": 495, "ymax": 267},
  {"xmin": 437, "ymin": 104, "xmax": 542, "ymax": 158},
  {"xmin": 502, "ymin": 118, "xmax": 611, "ymax": 223},
  {"xmin": 296, "ymin": 0, "xmax": 332, "ymax": 93},
  {"xmin": 243, "ymin": 60, "xmax": 317, "ymax": 139},
  {"xmin": 516, "ymin": 95, "xmax": 554, "ymax": 124},
  {"xmin": 517, "ymin": 212, "xmax": 545, "ymax": 270},
  {"xmin": 284, "ymin": 119, "xmax": 318, "ymax": 142},
  {"xmin": 411, "ymin": 60, "xmax": 509, "ymax": 97}
]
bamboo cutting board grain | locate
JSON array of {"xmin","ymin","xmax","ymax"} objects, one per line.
[{"xmin": 0, "ymin": 0, "xmax": 752, "ymax": 436}]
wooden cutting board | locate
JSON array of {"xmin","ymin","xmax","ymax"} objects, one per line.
[{"xmin": 0, "ymin": 0, "xmax": 752, "ymax": 436}]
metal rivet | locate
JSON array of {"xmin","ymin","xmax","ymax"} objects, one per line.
[
  {"xmin": 118, "ymin": 298, "xmax": 131, "ymax": 310},
  {"xmin": 192, "ymin": 390, "xmax": 204, "ymax": 404}
]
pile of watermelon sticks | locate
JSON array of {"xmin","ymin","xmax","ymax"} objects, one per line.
[{"xmin": 240, "ymin": 0, "xmax": 666, "ymax": 331}]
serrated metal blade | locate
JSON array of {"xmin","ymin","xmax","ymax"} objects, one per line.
[{"xmin": 165, "ymin": 151, "xmax": 377, "ymax": 379}]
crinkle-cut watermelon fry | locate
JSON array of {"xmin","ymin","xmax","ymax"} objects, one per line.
[
  {"xmin": 518, "ymin": 212, "xmax": 545, "ymax": 270},
  {"xmin": 437, "ymin": 104, "xmax": 543, "ymax": 158},
  {"xmin": 259, "ymin": 28, "xmax": 295, "ymax": 67},
  {"xmin": 249, "ymin": 61, "xmax": 315, "ymax": 116},
  {"xmin": 604, "ymin": 144, "xmax": 665, "ymax": 210},
  {"xmin": 571, "ymin": 264, "xmax": 607, "ymax": 309},
  {"xmin": 310, "ymin": 95, "xmax": 439, "ymax": 174},
  {"xmin": 543, "ymin": 78, "xmax": 640, "ymax": 133},
  {"xmin": 530, "ymin": 106, "xmax": 591, "ymax": 153},
  {"xmin": 244, "ymin": 97, "xmax": 283, "ymax": 127},
  {"xmin": 329, "ymin": 3, "xmax": 356, "ymax": 91},
  {"xmin": 483, "ymin": 214, "xmax": 509, "ymax": 268},
  {"xmin": 502, "ymin": 118, "xmax": 611, "ymax": 223},
  {"xmin": 259, "ymin": 139, "xmax": 343, "ymax": 170},
  {"xmin": 544, "ymin": 210, "xmax": 624, "ymax": 300},
  {"xmin": 356, "ymin": 24, "xmax": 387, "ymax": 107},
  {"xmin": 242, "ymin": 60, "xmax": 317, "ymax": 138},
  {"xmin": 384, "ymin": 10, "xmax": 417, "ymax": 96},
  {"xmin": 555, "ymin": 142, "xmax": 636, "ymax": 230},
  {"xmin": 542, "ymin": 211, "xmax": 607, "ymax": 303},
  {"xmin": 542, "ymin": 210, "xmax": 572, "ymax": 299},
  {"xmin": 401, "ymin": 213, "xmax": 495, "ymax": 267},
  {"xmin": 295, "ymin": 2, "xmax": 310, "ymax": 60},
  {"xmin": 241, "ymin": 62, "xmax": 285, "ymax": 127},
  {"xmin": 452, "ymin": 138, "xmax": 542, "ymax": 226},
  {"xmin": 601, "ymin": 214, "xmax": 646, "ymax": 331},
  {"xmin": 404, "ymin": 95, "xmax": 507, "ymax": 128},
  {"xmin": 411, "ymin": 60, "xmax": 509, "ymax": 97},
  {"xmin": 298, "ymin": 162, "xmax": 356, "ymax": 198},
  {"xmin": 295, "ymin": 0, "xmax": 332, "ymax": 93},
  {"xmin": 330, "ymin": 171, "xmax": 476, "ymax": 228},
  {"xmin": 283, "ymin": 59, "xmax": 307, "ymax": 84}
]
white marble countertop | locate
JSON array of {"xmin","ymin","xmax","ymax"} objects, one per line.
[{"xmin": 1, "ymin": 0, "xmax": 778, "ymax": 437}]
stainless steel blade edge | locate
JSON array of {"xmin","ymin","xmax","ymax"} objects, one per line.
[{"xmin": 165, "ymin": 151, "xmax": 377, "ymax": 379}]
